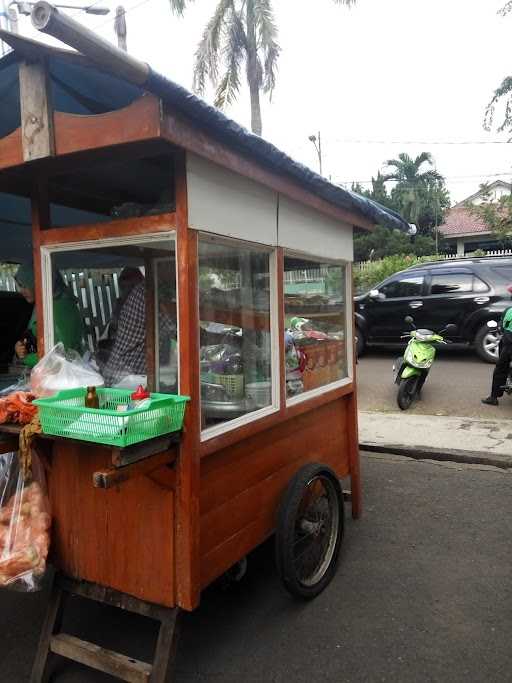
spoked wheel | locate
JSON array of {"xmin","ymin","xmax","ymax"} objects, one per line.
[
  {"xmin": 475, "ymin": 324, "xmax": 500, "ymax": 363},
  {"xmin": 275, "ymin": 464, "xmax": 344, "ymax": 600},
  {"xmin": 397, "ymin": 376, "xmax": 418, "ymax": 410}
]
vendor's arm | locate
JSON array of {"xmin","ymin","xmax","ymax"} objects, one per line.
[
  {"xmin": 15, "ymin": 340, "xmax": 38, "ymax": 368},
  {"xmin": 17, "ymin": 313, "xmax": 38, "ymax": 367}
]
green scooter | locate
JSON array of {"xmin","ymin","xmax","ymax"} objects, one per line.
[{"xmin": 393, "ymin": 316, "xmax": 457, "ymax": 410}]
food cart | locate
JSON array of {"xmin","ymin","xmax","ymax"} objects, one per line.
[{"xmin": 0, "ymin": 6, "xmax": 409, "ymax": 681}]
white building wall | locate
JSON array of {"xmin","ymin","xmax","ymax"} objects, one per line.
[
  {"xmin": 186, "ymin": 152, "xmax": 354, "ymax": 261},
  {"xmin": 277, "ymin": 195, "xmax": 353, "ymax": 262},
  {"xmin": 472, "ymin": 183, "xmax": 511, "ymax": 205},
  {"xmin": 186, "ymin": 153, "xmax": 278, "ymax": 245}
]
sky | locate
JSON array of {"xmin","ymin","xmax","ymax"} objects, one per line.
[{"xmin": 8, "ymin": 0, "xmax": 512, "ymax": 205}]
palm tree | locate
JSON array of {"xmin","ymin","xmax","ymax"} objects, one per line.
[
  {"xmin": 383, "ymin": 152, "xmax": 443, "ymax": 225},
  {"xmin": 169, "ymin": 0, "xmax": 356, "ymax": 136}
]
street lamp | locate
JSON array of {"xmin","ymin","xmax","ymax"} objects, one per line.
[
  {"xmin": 10, "ymin": 0, "xmax": 109, "ymax": 17},
  {"xmin": 308, "ymin": 131, "xmax": 322, "ymax": 176}
]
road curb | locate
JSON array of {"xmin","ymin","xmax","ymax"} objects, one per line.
[{"xmin": 359, "ymin": 442, "xmax": 512, "ymax": 470}]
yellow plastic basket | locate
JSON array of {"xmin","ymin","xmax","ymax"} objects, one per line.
[{"xmin": 211, "ymin": 373, "xmax": 244, "ymax": 398}]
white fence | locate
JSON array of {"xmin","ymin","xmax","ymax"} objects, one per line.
[
  {"xmin": 284, "ymin": 266, "xmax": 331, "ymax": 284},
  {"xmin": 484, "ymin": 249, "xmax": 512, "ymax": 257},
  {"xmin": 0, "ymin": 273, "xmax": 16, "ymax": 291},
  {"xmin": 355, "ymin": 248, "xmax": 512, "ymax": 272}
]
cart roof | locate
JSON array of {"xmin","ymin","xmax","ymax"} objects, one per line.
[{"xmin": 0, "ymin": 31, "xmax": 409, "ymax": 262}]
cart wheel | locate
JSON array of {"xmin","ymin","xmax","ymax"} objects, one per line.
[{"xmin": 275, "ymin": 463, "xmax": 344, "ymax": 600}]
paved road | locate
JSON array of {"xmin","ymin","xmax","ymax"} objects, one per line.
[
  {"xmin": 3, "ymin": 453, "xmax": 512, "ymax": 682},
  {"xmin": 357, "ymin": 346, "xmax": 512, "ymax": 419}
]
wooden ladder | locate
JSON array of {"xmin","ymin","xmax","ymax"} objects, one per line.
[{"xmin": 31, "ymin": 573, "xmax": 181, "ymax": 683}]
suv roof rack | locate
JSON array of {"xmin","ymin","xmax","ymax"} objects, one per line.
[{"xmin": 407, "ymin": 254, "xmax": 512, "ymax": 269}]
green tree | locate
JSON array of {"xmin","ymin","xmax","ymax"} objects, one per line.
[
  {"xmin": 383, "ymin": 152, "xmax": 441, "ymax": 223},
  {"xmin": 382, "ymin": 152, "xmax": 449, "ymax": 232},
  {"xmin": 484, "ymin": 3, "xmax": 512, "ymax": 133},
  {"xmin": 352, "ymin": 172, "xmax": 400, "ymax": 213},
  {"xmin": 468, "ymin": 183, "xmax": 512, "ymax": 246},
  {"xmin": 353, "ymin": 225, "xmax": 438, "ymax": 262},
  {"xmin": 169, "ymin": 0, "xmax": 356, "ymax": 135}
]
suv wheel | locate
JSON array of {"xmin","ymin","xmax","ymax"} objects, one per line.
[{"xmin": 474, "ymin": 324, "xmax": 500, "ymax": 363}]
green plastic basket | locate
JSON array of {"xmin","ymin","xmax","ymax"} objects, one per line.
[{"xmin": 33, "ymin": 388, "xmax": 190, "ymax": 448}]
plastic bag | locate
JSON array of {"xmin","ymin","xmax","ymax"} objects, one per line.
[
  {"xmin": 31, "ymin": 343, "xmax": 104, "ymax": 397},
  {"xmin": 112, "ymin": 374, "xmax": 147, "ymax": 390},
  {"xmin": 0, "ymin": 452, "xmax": 51, "ymax": 591},
  {"xmin": 0, "ymin": 374, "xmax": 31, "ymax": 398}
]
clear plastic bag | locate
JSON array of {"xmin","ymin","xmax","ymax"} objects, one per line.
[
  {"xmin": 0, "ymin": 373, "xmax": 31, "ymax": 398},
  {"xmin": 0, "ymin": 452, "xmax": 51, "ymax": 591},
  {"xmin": 31, "ymin": 343, "xmax": 104, "ymax": 397},
  {"xmin": 112, "ymin": 374, "xmax": 147, "ymax": 390}
]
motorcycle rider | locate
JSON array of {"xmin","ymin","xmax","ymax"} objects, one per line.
[{"xmin": 481, "ymin": 298, "xmax": 512, "ymax": 406}]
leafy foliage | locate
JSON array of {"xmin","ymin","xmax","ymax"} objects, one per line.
[
  {"xmin": 168, "ymin": 0, "xmax": 191, "ymax": 15},
  {"xmin": 351, "ymin": 152, "xmax": 450, "ymax": 254},
  {"xmin": 468, "ymin": 183, "xmax": 512, "ymax": 246},
  {"xmin": 383, "ymin": 152, "xmax": 449, "ymax": 229},
  {"xmin": 350, "ymin": 153, "xmax": 450, "ymax": 262},
  {"xmin": 353, "ymin": 225, "xmax": 439, "ymax": 262},
  {"xmin": 484, "ymin": 76, "xmax": 512, "ymax": 134},
  {"xmin": 498, "ymin": 0, "xmax": 512, "ymax": 15},
  {"xmin": 484, "ymin": 3, "xmax": 512, "ymax": 134}
]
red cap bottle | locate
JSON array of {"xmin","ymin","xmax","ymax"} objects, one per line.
[{"xmin": 131, "ymin": 385, "xmax": 150, "ymax": 401}]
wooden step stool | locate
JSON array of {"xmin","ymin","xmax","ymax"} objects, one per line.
[{"xmin": 31, "ymin": 573, "xmax": 181, "ymax": 683}]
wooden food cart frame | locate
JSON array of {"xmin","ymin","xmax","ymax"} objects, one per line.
[{"xmin": 0, "ymin": 9, "xmax": 409, "ymax": 681}]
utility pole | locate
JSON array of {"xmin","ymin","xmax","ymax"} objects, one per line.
[
  {"xmin": 0, "ymin": 0, "xmax": 10, "ymax": 54},
  {"xmin": 114, "ymin": 5, "xmax": 127, "ymax": 52},
  {"xmin": 1, "ymin": 1, "xmax": 109, "ymax": 58},
  {"xmin": 434, "ymin": 185, "xmax": 439, "ymax": 255},
  {"xmin": 8, "ymin": 5, "xmax": 18, "ymax": 32},
  {"xmin": 308, "ymin": 131, "xmax": 323, "ymax": 176}
]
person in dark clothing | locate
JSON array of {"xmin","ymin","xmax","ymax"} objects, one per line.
[
  {"xmin": 96, "ymin": 267, "xmax": 144, "ymax": 369},
  {"xmin": 481, "ymin": 304, "xmax": 512, "ymax": 406}
]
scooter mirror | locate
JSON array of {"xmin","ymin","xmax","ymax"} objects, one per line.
[
  {"xmin": 487, "ymin": 320, "xmax": 498, "ymax": 328},
  {"xmin": 444, "ymin": 324, "xmax": 457, "ymax": 335},
  {"xmin": 404, "ymin": 315, "xmax": 414, "ymax": 325}
]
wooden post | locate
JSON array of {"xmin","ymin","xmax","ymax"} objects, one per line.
[
  {"xmin": 347, "ymin": 261, "xmax": 362, "ymax": 519},
  {"xmin": 19, "ymin": 60, "xmax": 55, "ymax": 162},
  {"xmin": 277, "ymin": 248, "xmax": 286, "ymax": 416},
  {"xmin": 31, "ymin": 180, "xmax": 50, "ymax": 359},
  {"xmin": 144, "ymin": 257, "xmax": 156, "ymax": 392},
  {"xmin": 175, "ymin": 150, "xmax": 201, "ymax": 610}
]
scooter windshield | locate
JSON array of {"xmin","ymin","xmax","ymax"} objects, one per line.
[{"xmin": 414, "ymin": 329, "xmax": 435, "ymax": 341}]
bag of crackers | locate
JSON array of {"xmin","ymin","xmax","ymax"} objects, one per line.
[{"xmin": 0, "ymin": 451, "xmax": 51, "ymax": 591}]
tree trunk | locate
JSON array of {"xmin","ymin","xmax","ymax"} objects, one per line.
[{"xmin": 246, "ymin": 1, "xmax": 262, "ymax": 136}]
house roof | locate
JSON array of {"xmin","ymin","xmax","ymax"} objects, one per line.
[
  {"xmin": 438, "ymin": 207, "xmax": 491, "ymax": 238},
  {"xmin": 453, "ymin": 180, "xmax": 512, "ymax": 208},
  {"xmin": 0, "ymin": 30, "xmax": 410, "ymax": 234}
]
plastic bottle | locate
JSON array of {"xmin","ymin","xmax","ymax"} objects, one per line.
[
  {"xmin": 131, "ymin": 385, "xmax": 151, "ymax": 410},
  {"xmin": 85, "ymin": 386, "xmax": 99, "ymax": 409}
]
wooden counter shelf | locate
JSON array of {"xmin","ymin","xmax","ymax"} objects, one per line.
[
  {"xmin": 200, "ymin": 305, "xmax": 270, "ymax": 332},
  {"xmin": 0, "ymin": 423, "xmax": 180, "ymax": 491}
]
